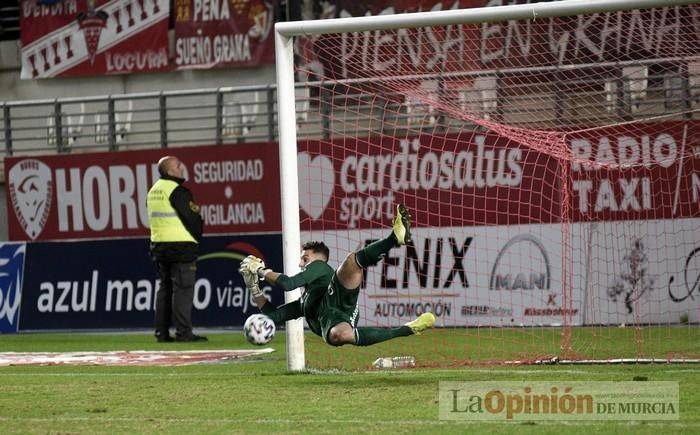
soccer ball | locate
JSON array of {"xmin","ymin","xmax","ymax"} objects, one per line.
[{"xmin": 243, "ymin": 314, "xmax": 275, "ymax": 345}]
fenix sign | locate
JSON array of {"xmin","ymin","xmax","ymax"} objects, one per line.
[{"xmin": 4, "ymin": 144, "xmax": 282, "ymax": 241}]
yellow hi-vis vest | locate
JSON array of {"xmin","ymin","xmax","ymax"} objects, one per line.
[{"xmin": 147, "ymin": 179, "xmax": 197, "ymax": 243}]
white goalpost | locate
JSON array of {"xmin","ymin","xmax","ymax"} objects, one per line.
[{"xmin": 275, "ymin": 0, "xmax": 700, "ymax": 372}]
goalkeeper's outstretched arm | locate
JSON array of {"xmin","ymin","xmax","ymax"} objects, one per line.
[
  {"xmin": 247, "ymin": 256, "xmax": 318, "ymax": 292},
  {"xmin": 240, "ymin": 255, "xmax": 305, "ymax": 323},
  {"xmin": 246, "ymin": 275, "xmax": 303, "ymax": 323},
  {"xmin": 262, "ymin": 271, "xmax": 311, "ymax": 291},
  {"xmin": 258, "ymin": 299, "xmax": 303, "ymax": 324}
]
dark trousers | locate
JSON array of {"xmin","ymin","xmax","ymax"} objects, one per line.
[{"xmin": 155, "ymin": 261, "xmax": 196, "ymax": 338}]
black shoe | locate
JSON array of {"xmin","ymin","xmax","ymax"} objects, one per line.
[
  {"xmin": 155, "ymin": 333, "xmax": 174, "ymax": 342},
  {"xmin": 175, "ymin": 334, "xmax": 208, "ymax": 342}
]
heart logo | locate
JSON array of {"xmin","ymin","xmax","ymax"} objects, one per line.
[
  {"xmin": 8, "ymin": 159, "xmax": 53, "ymax": 240},
  {"xmin": 297, "ymin": 153, "xmax": 334, "ymax": 220}
]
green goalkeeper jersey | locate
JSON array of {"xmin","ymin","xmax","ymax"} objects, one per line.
[{"xmin": 274, "ymin": 259, "xmax": 334, "ymax": 337}]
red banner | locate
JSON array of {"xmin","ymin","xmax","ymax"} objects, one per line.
[
  {"xmin": 296, "ymin": 0, "xmax": 484, "ymax": 81},
  {"xmin": 569, "ymin": 122, "xmax": 700, "ymax": 222},
  {"xmin": 19, "ymin": 0, "xmax": 170, "ymax": 79},
  {"xmin": 173, "ymin": 0, "xmax": 275, "ymax": 69},
  {"xmin": 4, "ymin": 144, "xmax": 281, "ymax": 241},
  {"xmin": 296, "ymin": 121, "xmax": 700, "ymax": 230},
  {"xmin": 297, "ymin": 1, "xmax": 700, "ymax": 81},
  {"xmin": 6, "ymin": 122, "xmax": 698, "ymax": 239}
]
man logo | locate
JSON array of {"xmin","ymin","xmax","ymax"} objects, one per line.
[
  {"xmin": 8, "ymin": 159, "xmax": 53, "ymax": 240},
  {"xmin": 0, "ymin": 243, "xmax": 25, "ymax": 333},
  {"xmin": 489, "ymin": 234, "xmax": 551, "ymax": 291}
]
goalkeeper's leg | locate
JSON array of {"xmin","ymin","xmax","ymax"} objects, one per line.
[
  {"xmin": 326, "ymin": 318, "xmax": 434, "ymax": 347},
  {"xmin": 327, "ymin": 322, "xmax": 410, "ymax": 347},
  {"xmin": 353, "ymin": 203, "xmax": 412, "ymax": 269},
  {"xmin": 325, "ymin": 204, "xmax": 430, "ymax": 347},
  {"xmin": 337, "ymin": 203, "xmax": 412, "ymax": 290}
]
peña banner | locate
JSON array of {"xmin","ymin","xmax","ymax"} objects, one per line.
[
  {"xmin": 19, "ymin": 0, "xmax": 170, "ymax": 78},
  {"xmin": 174, "ymin": 0, "xmax": 275, "ymax": 69}
]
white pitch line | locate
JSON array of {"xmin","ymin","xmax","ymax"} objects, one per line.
[
  {"xmin": 0, "ymin": 372, "xmax": 265, "ymax": 377},
  {"xmin": 349, "ymin": 368, "xmax": 605, "ymax": 375},
  {"xmin": 0, "ymin": 416, "xmax": 697, "ymax": 427},
  {"xmin": 1, "ymin": 367, "xmax": 691, "ymax": 377}
]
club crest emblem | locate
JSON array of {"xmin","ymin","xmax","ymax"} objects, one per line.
[
  {"xmin": 77, "ymin": 2, "xmax": 109, "ymax": 65},
  {"xmin": 8, "ymin": 159, "xmax": 53, "ymax": 240}
]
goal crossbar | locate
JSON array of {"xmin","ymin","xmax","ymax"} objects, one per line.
[{"xmin": 275, "ymin": 0, "xmax": 699, "ymax": 37}]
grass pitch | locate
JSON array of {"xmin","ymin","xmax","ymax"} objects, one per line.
[{"xmin": 0, "ymin": 329, "xmax": 699, "ymax": 434}]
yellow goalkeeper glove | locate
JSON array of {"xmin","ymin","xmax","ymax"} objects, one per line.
[
  {"xmin": 242, "ymin": 254, "xmax": 271, "ymax": 280},
  {"xmin": 238, "ymin": 259, "xmax": 262, "ymax": 297}
]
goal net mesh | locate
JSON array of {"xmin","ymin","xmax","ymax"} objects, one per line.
[{"xmin": 290, "ymin": 2, "xmax": 700, "ymax": 368}]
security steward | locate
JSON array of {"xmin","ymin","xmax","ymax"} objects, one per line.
[{"xmin": 147, "ymin": 156, "xmax": 207, "ymax": 342}]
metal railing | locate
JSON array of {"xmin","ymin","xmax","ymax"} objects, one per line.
[
  {"xmin": 0, "ymin": 85, "xmax": 284, "ymax": 156},
  {"xmin": 2, "ymin": 59, "xmax": 698, "ymax": 165}
]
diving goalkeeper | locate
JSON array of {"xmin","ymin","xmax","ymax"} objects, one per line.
[{"xmin": 239, "ymin": 204, "xmax": 435, "ymax": 346}]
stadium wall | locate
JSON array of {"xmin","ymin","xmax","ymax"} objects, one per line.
[{"xmin": 1, "ymin": 132, "xmax": 698, "ymax": 331}]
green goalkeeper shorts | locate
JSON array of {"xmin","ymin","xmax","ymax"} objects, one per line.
[{"xmin": 318, "ymin": 274, "xmax": 360, "ymax": 344}]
